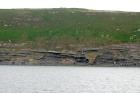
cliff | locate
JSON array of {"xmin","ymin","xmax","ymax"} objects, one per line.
[{"xmin": 0, "ymin": 43, "xmax": 140, "ymax": 66}]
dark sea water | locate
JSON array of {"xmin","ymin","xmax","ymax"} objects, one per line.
[{"xmin": 0, "ymin": 66, "xmax": 140, "ymax": 93}]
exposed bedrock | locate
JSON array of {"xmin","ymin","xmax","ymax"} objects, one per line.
[{"xmin": 0, "ymin": 44, "xmax": 140, "ymax": 66}]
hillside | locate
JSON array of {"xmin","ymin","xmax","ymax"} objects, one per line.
[{"xmin": 0, "ymin": 8, "xmax": 140, "ymax": 50}]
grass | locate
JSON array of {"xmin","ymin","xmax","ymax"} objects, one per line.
[{"xmin": 0, "ymin": 8, "xmax": 140, "ymax": 50}]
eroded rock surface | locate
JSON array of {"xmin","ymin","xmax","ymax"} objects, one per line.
[
  {"xmin": 0, "ymin": 44, "xmax": 140, "ymax": 66},
  {"xmin": 93, "ymin": 44, "xmax": 140, "ymax": 66}
]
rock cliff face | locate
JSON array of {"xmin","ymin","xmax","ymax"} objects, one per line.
[
  {"xmin": 0, "ymin": 49, "xmax": 88, "ymax": 65},
  {"xmin": 0, "ymin": 44, "xmax": 140, "ymax": 66},
  {"xmin": 93, "ymin": 44, "xmax": 140, "ymax": 66}
]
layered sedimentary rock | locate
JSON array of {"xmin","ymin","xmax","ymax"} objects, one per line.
[
  {"xmin": 93, "ymin": 44, "xmax": 140, "ymax": 66},
  {"xmin": 0, "ymin": 49, "xmax": 88, "ymax": 65},
  {"xmin": 0, "ymin": 44, "xmax": 140, "ymax": 66}
]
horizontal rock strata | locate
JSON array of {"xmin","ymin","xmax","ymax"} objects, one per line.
[{"xmin": 0, "ymin": 44, "xmax": 140, "ymax": 66}]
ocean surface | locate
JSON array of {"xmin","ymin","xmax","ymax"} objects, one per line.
[{"xmin": 0, "ymin": 66, "xmax": 140, "ymax": 93}]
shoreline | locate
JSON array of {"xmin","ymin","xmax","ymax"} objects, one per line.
[
  {"xmin": 0, "ymin": 64, "xmax": 139, "ymax": 67},
  {"xmin": 0, "ymin": 43, "xmax": 140, "ymax": 67}
]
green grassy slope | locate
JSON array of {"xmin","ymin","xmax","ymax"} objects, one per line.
[{"xmin": 0, "ymin": 8, "xmax": 140, "ymax": 49}]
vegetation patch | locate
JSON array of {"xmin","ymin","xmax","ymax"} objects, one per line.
[{"xmin": 0, "ymin": 8, "xmax": 140, "ymax": 50}]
